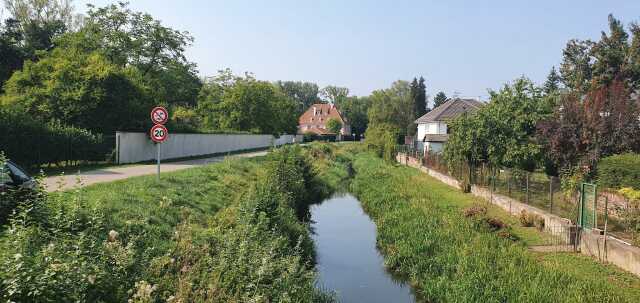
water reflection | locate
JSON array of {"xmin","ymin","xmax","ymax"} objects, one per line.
[{"xmin": 311, "ymin": 193, "xmax": 415, "ymax": 303}]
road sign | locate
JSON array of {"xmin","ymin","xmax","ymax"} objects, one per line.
[
  {"xmin": 150, "ymin": 124, "xmax": 168, "ymax": 143},
  {"xmin": 150, "ymin": 106, "xmax": 169, "ymax": 125}
]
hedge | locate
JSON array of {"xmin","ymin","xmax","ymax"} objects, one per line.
[
  {"xmin": 0, "ymin": 109, "xmax": 112, "ymax": 167},
  {"xmin": 597, "ymin": 153, "xmax": 640, "ymax": 190}
]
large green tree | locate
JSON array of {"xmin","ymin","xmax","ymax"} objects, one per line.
[
  {"xmin": 275, "ymin": 80, "xmax": 319, "ymax": 113},
  {"xmin": 1, "ymin": 49, "xmax": 152, "ymax": 133},
  {"xmin": 367, "ymin": 80, "xmax": 414, "ymax": 136},
  {"xmin": 57, "ymin": 2, "xmax": 201, "ymax": 106},
  {"xmin": 338, "ymin": 96, "xmax": 369, "ymax": 135},
  {"xmin": 320, "ymin": 85, "xmax": 349, "ymax": 105},
  {"xmin": 543, "ymin": 66, "xmax": 562, "ymax": 95},
  {"xmin": 444, "ymin": 77, "xmax": 552, "ymax": 171},
  {"xmin": 560, "ymin": 15, "xmax": 640, "ymax": 92},
  {"xmin": 199, "ymin": 72, "xmax": 298, "ymax": 135},
  {"xmin": 411, "ymin": 76, "xmax": 427, "ymax": 120}
]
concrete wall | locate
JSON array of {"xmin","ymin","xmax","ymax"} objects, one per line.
[
  {"xmin": 396, "ymin": 152, "xmax": 640, "ymax": 277},
  {"xmin": 581, "ymin": 229, "xmax": 640, "ymax": 277},
  {"xmin": 116, "ymin": 132, "xmax": 303, "ymax": 164}
]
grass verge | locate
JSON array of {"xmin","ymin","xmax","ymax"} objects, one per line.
[
  {"xmin": 0, "ymin": 146, "xmax": 334, "ymax": 302},
  {"xmin": 349, "ymin": 151, "xmax": 640, "ymax": 302}
]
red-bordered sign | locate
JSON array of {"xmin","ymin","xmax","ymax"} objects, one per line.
[
  {"xmin": 150, "ymin": 106, "xmax": 169, "ymax": 125},
  {"xmin": 150, "ymin": 124, "xmax": 169, "ymax": 143}
]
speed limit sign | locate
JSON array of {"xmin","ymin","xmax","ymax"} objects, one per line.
[
  {"xmin": 150, "ymin": 106, "xmax": 169, "ymax": 125},
  {"xmin": 150, "ymin": 124, "xmax": 168, "ymax": 143}
]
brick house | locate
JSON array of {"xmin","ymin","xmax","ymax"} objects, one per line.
[{"xmin": 298, "ymin": 103, "xmax": 351, "ymax": 136}]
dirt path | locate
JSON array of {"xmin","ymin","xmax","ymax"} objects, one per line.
[{"xmin": 44, "ymin": 150, "xmax": 268, "ymax": 192}]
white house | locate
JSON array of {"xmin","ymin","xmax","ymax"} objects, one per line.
[{"xmin": 415, "ymin": 98, "xmax": 483, "ymax": 154}]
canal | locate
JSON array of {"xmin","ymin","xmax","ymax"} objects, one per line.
[{"xmin": 311, "ymin": 193, "xmax": 415, "ymax": 303}]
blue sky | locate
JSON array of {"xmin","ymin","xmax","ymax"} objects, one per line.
[{"xmin": 76, "ymin": 0, "xmax": 640, "ymax": 101}]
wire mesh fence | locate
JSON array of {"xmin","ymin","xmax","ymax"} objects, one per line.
[{"xmin": 395, "ymin": 144, "xmax": 639, "ymax": 245}]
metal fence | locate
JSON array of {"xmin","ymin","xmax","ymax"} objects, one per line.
[{"xmin": 395, "ymin": 145, "xmax": 640, "ymax": 243}]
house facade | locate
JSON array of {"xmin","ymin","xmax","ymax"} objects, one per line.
[
  {"xmin": 298, "ymin": 103, "xmax": 351, "ymax": 137},
  {"xmin": 415, "ymin": 98, "xmax": 483, "ymax": 153}
]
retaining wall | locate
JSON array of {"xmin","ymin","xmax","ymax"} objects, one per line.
[
  {"xmin": 396, "ymin": 152, "xmax": 640, "ymax": 277},
  {"xmin": 116, "ymin": 132, "xmax": 303, "ymax": 164}
]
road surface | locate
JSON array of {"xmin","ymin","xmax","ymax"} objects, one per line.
[{"xmin": 44, "ymin": 150, "xmax": 268, "ymax": 192}]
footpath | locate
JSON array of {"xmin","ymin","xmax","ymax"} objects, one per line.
[{"xmin": 44, "ymin": 150, "xmax": 268, "ymax": 192}]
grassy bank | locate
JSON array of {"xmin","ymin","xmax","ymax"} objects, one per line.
[
  {"xmin": 349, "ymin": 151, "xmax": 640, "ymax": 302},
  {"xmin": 0, "ymin": 146, "xmax": 334, "ymax": 302}
]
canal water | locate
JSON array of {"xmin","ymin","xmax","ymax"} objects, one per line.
[{"xmin": 311, "ymin": 193, "xmax": 415, "ymax": 303}]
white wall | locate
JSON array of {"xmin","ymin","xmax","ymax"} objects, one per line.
[
  {"xmin": 416, "ymin": 122, "xmax": 448, "ymax": 141},
  {"xmin": 116, "ymin": 132, "xmax": 303, "ymax": 164}
]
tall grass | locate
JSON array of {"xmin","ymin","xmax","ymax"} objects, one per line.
[
  {"xmin": 350, "ymin": 151, "xmax": 640, "ymax": 302},
  {"xmin": 0, "ymin": 146, "xmax": 334, "ymax": 302}
]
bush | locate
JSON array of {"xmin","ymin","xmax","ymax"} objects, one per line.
[
  {"xmin": 617, "ymin": 188, "xmax": 640, "ymax": 246},
  {"xmin": 364, "ymin": 123, "xmax": 398, "ymax": 161},
  {"xmin": 598, "ymin": 153, "xmax": 640, "ymax": 190},
  {"xmin": 0, "ymin": 109, "xmax": 110, "ymax": 167},
  {"xmin": 519, "ymin": 210, "xmax": 535, "ymax": 227}
]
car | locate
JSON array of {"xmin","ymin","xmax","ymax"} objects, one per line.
[{"xmin": 0, "ymin": 160, "xmax": 36, "ymax": 192}]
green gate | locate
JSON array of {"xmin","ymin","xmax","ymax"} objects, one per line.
[{"xmin": 578, "ymin": 183, "xmax": 597, "ymax": 229}]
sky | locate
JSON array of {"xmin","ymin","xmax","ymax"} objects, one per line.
[{"xmin": 75, "ymin": 0, "xmax": 640, "ymax": 101}]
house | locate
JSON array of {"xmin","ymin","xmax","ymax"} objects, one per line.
[
  {"xmin": 415, "ymin": 98, "xmax": 484, "ymax": 154},
  {"xmin": 298, "ymin": 103, "xmax": 351, "ymax": 138}
]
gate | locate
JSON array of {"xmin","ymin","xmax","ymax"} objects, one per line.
[{"xmin": 579, "ymin": 183, "xmax": 597, "ymax": 229}]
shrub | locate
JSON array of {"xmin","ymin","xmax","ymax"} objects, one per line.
[
  {"xmin": 364, "ymin": 123, "xmax": 398, "ymax": 161},
  {"xmin": 463, "ymin": 205, "xmax": 487, "ymax": 217},
  {"xmin": 519, "ymin": 210, "xmax": 535, "ymax": 227},
  {"xmin": 617, "ymin": 187, "xmax": 640, "ymax": 246},
  {"xmin": 0, "ymin": 109, "xmax": 110, "ymax": 167},
  {"xmin": 598, "ymin": 153, "xmax": 640, "ymax": 190}
]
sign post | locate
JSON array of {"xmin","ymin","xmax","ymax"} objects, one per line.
[{"xmin": 150, "ymin": 107, "xmax": 169, "ymax": 181}]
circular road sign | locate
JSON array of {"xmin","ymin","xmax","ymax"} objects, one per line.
[
  {"xmin": 150, "ymin": 124, "xmax": 169, "ymax": 143},
  {"xmin": 150, "ymin": 106, "xmax": 169, "ymax": 125}
]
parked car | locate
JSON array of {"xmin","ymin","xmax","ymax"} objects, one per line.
[{"xmin": 0, "ymin": 160, "xmax": 36, "ymax": 192}]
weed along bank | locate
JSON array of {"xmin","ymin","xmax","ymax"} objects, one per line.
[{"xmin": 396, "ymin": 150, "xmax": 640, "ymax": 278}]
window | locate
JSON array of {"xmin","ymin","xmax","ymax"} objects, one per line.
[
  {"xmin": 0, "ymin": 165, "xmax": 12, "ymax": 185},
  {"xmin": 7, "ymin": 162, "xmax": 29, "ymax": 183}
]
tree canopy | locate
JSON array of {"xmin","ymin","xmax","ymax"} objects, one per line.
[
  {"xmin": 433, "ymin": 91, "xmax": 447, "ymax": 108},
  {"xmin": 444, "ymin": 77, "xmax": 552, "ymax": 171}
]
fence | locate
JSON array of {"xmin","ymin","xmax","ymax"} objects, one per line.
[{"xmin": 396, "ymin": 144, "xmax": 639, "ymax": 244}]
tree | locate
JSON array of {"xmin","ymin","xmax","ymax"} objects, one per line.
[
  {"xmin": 320, "ymin": 85, "xmax": 349, "ymax": 105},
  {"xmin": 543, "ymin": 66, "xmax": 562, "ymax": 95},
  {"xmin": 0, "ymin": 18, "xmax": 23, "ymax": 91},
  {"xmin": 537, "ymin": 80, "xmax": 640, "ymax": 173},
  {"xmin": 57, "ymin": 2, "xmax": 201, "ymax": 106},
  {"xmin": 339, "ymin": 96, "xmax": 369, "ymax": 135},
  {"xmin": 433, "ymin": 91, "xmax": 448, "ymax": 108},
  {"xmin": 1, "ymin": 48, "xmax": 153, "ymax": 134},
  {"xmin": 558, "ymin": 15, "xmax": 640, "ymax": 92},
  {"xmin": 444, "ymin": 77, "xmax": 552, "ymax": 171},
  {"xmin": 411, "ymin": 76, "xmax": 427, "ymax": 120},
  {"xmin": 275, "ymin": 81, "xmax": 319, "ymax": 113},
  {"xmin": 210, "ymin": 76, "xmax": 298, "ymax": 135},
  {"xmin": 0, "ymin": 0, "xmax": 77, "ymax": 89},
  {"xmin": 367, "ymin": 80, "xmax": 414, "ymax": 136},
  {"xmin": 325, "ymin": 118, "xmax": 342, "ymax": 134},
  {"xmin": 560, "ymin": 39, "xmax": 594, "ymax": 92}
]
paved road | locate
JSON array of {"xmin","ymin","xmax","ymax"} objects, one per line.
[{"xmin": 44, "ymin": 150, "xmax": 269, "ymax": 192}]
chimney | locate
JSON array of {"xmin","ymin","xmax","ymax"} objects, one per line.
[{"xmin": 313, "ymin": 107, "xmax": 317, "ymax": 116}]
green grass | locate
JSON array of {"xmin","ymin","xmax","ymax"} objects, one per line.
[
  {"xmin": 1, "ymin": 147, "xmax": 335, "ymax": 302},
  {"xmin": 349, "ymin": 151, "xmax": 640, "ymax": 302}
]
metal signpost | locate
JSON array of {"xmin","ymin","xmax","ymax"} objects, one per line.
[{"xmin": 150, "ymin": 107, "xmax": 169, "ymax": 181}]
